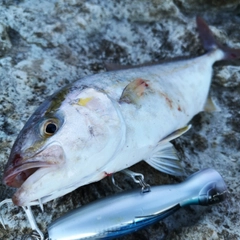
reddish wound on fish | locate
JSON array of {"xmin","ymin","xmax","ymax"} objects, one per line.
[
  {"xmin": 178, "ymin": 105, "xmax": 182, "ymax": 111},
  {"xmin": 166, "ymin": 96, "xmax": 173, "ymax": 108},
  {"xmin": 159, "ymin": 92, "xmax": 173, "ymax": 108},
  {"xmin": 133, "ymin": 78, "xmax": 149, "ymax": 97},
  {"xmin": 160, "ymin": 92, "xmax": 173, "ymax": 108},
  {"xmin": 104, "ymin": 171, "xmax": 112, "ymax": 177}
]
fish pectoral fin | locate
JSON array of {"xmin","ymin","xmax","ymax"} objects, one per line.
[
  {"xmin": 119, "ymin": 78, "xmax": 149, "ymax": 104},
  {"xmin": 145, "ymin": 141, "xmax": 184, "ymax": 176},
  {"xmin": 145, "ymin": 125, "xmax": 191, "ymax": 176},
  {"xmin": 204, "ymin": 96, "xmax": 221, "ymax": 112}
]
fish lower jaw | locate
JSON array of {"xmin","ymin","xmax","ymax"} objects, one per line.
[
  {"xmin": 12, "ymin": 184, "xmax": 55, "ymax": 206},
  {"xmin": 11, "ymin": 189, "xmax": 38, "ymax": 206},
  {"xmin": 11, "ymin": 169, "xmax": 107, "ymax": 206},
  {"xmin": 9, "ymin": 165, "xmax": 60, "ymax": 206}
]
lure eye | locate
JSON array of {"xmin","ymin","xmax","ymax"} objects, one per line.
[{"xmin": 43, "ymin": 120, "xmax": 58, "ymax": 136}]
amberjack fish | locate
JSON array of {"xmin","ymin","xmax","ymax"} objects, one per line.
[{"xmin": 3, "ymin": 17, "xmax": 239, "ymax": 206}]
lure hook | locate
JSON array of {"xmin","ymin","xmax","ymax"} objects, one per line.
[
  {"xmin": 122, "ymin": 169, "xmax": 151, "ymax": 193},
  {"xmin": 111, "ymin": 174, "xmax": 123, "ymax": 190},
  {"xmin": 0, "ymin": 198, "xmax": 12, "ymax": 229},
  {"xmin": 22, "ymin": 206, "xmax": 44, "ymax": 240},
  {"xmin": 0, "ymin": 198, "xmax": 44, "ymax": 240}
]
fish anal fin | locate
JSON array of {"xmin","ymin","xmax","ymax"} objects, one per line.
[
  {"xmin": 120, "ymin": 78, "xmax": 149, "ymax": 104},
  {"xmin": 204, "ymin": 96, "xmax": 221, "ymax": 112},
  {"xmin": 161, "ymin": 125, "xmax": 191, "ymax": 144},
  {"xmin": 145, "ymin": 141, "xmax": 184, "ymax": 176}
]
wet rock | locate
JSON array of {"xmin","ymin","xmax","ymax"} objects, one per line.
[
  {"xmin": 0, "ymin": 23, "xmax": 12, "ymax": 57},
  {"xmin": 215, "ymin": 66, "xmax": 240, "ymax": 87}
]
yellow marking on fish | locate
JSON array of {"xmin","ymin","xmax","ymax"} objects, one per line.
[{"xmin": 78, "ymin": 97, "xmax": 93, "ymax": 106}]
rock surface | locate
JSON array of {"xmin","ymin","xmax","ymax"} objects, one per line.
[{"xmin": 0, "ymin": 0, "xmax": 240, "ymax": 239}]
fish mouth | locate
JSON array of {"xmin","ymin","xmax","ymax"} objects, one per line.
[
  {"xmin": 3, "ymin": 143, "xmax": 64, "ymax": 189},
  {"xmin": 3, "ymin": 160, "xmax": 55, "ymax": 188}
]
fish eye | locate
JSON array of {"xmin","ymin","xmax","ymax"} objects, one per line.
[{"xmin": 43, "ymin": 120, "xmax": 58, "ymax": 136}]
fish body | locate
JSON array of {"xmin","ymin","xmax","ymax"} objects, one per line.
[
  {"xmin": 47, "ymin": 168, "xmax": 227, "ymax": 240},
  {"xmin": 3, "ymin": 17, "xmax": 240, "ymax": 206}
]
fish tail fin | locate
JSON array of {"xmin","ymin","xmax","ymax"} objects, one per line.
[{"xmin": 197, "ymin": 16, "xmax": 240, "ymax": 60}]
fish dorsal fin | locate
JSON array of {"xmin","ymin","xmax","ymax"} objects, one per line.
[
  {"xmin": 119, "ymin": 79, "xmax": 149, "ymax": 104},
  {"xmin": 204, "ymin": 96, "xmax": 221, "ymax": 112},
  {"xmin": 104, "ymin": 62, "xmax": 156, "ymax": 71},
  {"xmin": 104, "ymin": 62, "xmax": 133, "ymax": 71},
  {"xmin": 144, "ymin": 125, "xmax": 191, "ymax": 176}
]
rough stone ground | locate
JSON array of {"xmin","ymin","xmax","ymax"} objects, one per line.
[{"xmin": 0, "ymin": 0, "xmax": 239, "ymax": 239}]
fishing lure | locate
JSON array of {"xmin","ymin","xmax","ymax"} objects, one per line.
[{"xmin": 46, "ymin": 168, "xmax": 226, "ymax": 240}]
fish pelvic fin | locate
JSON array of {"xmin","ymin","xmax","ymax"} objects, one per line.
[
  {"xmin": 197, "ymin": 16, "xmax": 240, "ymax": 61},
  {"xmin": 145, "ymin": 125, "xmax": 191, "ymax": 176}
]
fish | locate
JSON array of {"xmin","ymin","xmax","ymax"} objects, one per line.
[
  {"xmin": 47, "ymin": 168, "xmax": 227, "ymax": 240},
  {"xmin": 3, "ymin": 17, "xmax": 240, "ymax": 206}
]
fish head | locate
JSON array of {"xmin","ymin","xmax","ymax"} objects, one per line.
[{"xmin": 3, "ymin": 85, "xmax": 125, "ymax": 206}]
